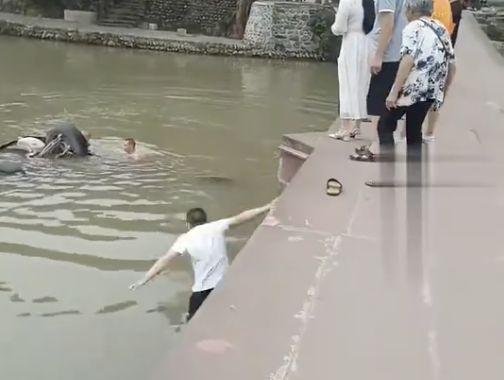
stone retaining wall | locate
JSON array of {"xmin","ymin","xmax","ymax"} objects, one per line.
[
  {"xmin": 0, "ymin": 19, "xmax": 245, "ymax": 53},
  {"xmin": 0, "ymin": 17, "xmax": 329, "ymax": 59},
  {"xmin": 145, "ymin": 0, "xmax": 236, "ymax": 36},
  {"xmin": 244, "ymin": 1, "xmax": 337, "ymax": 59},
  {"xmin": 0, "ymin": 0, "xmax": 97, "ymax": 17},
  {"xmin": 0, "ymin": 0, "xmax": 23, "ymax": 14}
]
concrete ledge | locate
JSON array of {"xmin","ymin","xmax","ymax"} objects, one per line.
[
  {"xmin": 154, "ymin": 12, "xmax": 504, "ymax": 380},
  {"xmin": 277, "ymin": 132, "xmax": 324, "ymax": 185}
]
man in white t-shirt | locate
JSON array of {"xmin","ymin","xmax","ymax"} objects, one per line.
[{"xmin": 129, "ymin": 201, "xmax": 273, "ymax": 320}]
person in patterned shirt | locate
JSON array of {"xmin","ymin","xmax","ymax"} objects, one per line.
[{"xmin": 378, "ymin": 0, "xmax": 456, "ymax": 151}]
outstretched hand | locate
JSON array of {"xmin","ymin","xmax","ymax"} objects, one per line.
[
  {"xmin": 269, "ymin": 197, "xmax": 280, "ymax": 209},
  {"xmin": 129, "ymin": 280, "xmax": 145, "ymax": 291}
]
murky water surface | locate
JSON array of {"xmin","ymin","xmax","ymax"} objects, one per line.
[{"xmin": 0, "ymin": 36, "xmax": 337, "ymax": 380}]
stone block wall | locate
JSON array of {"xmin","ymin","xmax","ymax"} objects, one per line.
[
  {"xmin": 145, "ymin": 0, "xmax": 237, "ymax": 36},
  {"xmin": 244, "ymin": 1, "xmax": 338, "ymax": 59},
  {"xmin": 245, "ymin": 2, "xmax": 275, "ymax": 50},
  {"xmin": 0, "ymin": 0, "xmax": 97, "ymax": 18},
  {"xmin": 0, "ymin": 0, "xmax": 23, "ymax": 14}
]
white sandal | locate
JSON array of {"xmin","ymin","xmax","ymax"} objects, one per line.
[
  {"xmin": 349, "ymin": 126, "xmax": 361, "ymax": 138},
  {"xmin": 329, "ymin": 129, "xmax": 352, "ymax": 142}
]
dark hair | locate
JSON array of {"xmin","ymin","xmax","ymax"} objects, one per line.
[
  {"xmin": 124, "ymin": 138, "xmax": 136, "ymax": 147},
  {"xmin": 186, "ymin": 208, "xmax": 207, "ymax": 227},
  {"xmin": 362, "ymin": 0, "xmax": 376, "ymax": 35}
]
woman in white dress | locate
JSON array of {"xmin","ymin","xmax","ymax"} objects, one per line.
[{"xmin": 329, "ymin": 0, "xmax": 375, "ymax": 141}]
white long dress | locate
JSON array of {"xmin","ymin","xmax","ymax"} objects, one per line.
[{"xmin": 331, "ymin": 0, "xmax": 371, "ymax": 120}]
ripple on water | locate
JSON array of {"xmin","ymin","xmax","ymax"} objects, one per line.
[
  {"xmin": 96, "ymin": 301, "xmax": 138, "ymax": 314},
  {"xmin": 32, "ymin": 296, "xmax": 58, "ymax": 303},
  {"xmin": 0, "ymin": 141, "xmax": 192, "ymax": 270},
  {"xmin": 40, "ymin": 310, "xmax": 81, "ymax": 317}
]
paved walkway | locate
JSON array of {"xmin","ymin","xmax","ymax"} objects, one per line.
[
  {"xmin": 0, "ymin": 12, "xmax": 244, "ymax": 46},
  {"xmin": 154, "ymin": 13, "xmax": 504, "ymax": 380}
]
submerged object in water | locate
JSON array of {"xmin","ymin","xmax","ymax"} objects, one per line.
[
  {"xmin": 0, "ymin": 122, "xmax": 90, "ymax": 159},
  {"xmin": 195, "ymin": 176, "xmax": 234, "ymax": 184},
  {"xmin": 39, "ymin": 122, "xmax": 90, "ymax": 158},
  {"xmin": 0, "ymin": 161, "xmax": 24, "ymax": 175}
]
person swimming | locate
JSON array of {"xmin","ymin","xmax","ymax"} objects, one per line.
[{"xmin": 123, "ymin": 138, "xmax": 139, "ymax": 159}]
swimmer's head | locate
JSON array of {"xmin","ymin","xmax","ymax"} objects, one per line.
[
  {"xmin": 82, "ymin": 131, "xmax": 92, "ymax": 146},
  {"xmin": 186, "ymin": 208, "xmax": 207, "ymax": 229},
  {"xmin": 123, "ymin": 138, "xmax": 136, "ymax": 154}
]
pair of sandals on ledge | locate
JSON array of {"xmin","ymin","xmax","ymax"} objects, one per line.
[{"xmin": 324, "ymin": 146, "xmax": 373, "ymax": 196}]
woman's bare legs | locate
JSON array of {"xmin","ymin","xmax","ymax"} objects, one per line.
[
  {"xmin": 330, "ymin": 118, "xmax": 354, "ymax": 141},
  {"xmin": 351, "ymin": 119, "xmax": 362, "ymax": 137}
]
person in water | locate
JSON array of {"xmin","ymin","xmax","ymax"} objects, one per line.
[
  {"xmin": 123, "ymin": 138, "xmax": 138, "ymax": 158},
  {"xmin": 129, "ymin": 200, "xmax": 275, "ymax": 321}
]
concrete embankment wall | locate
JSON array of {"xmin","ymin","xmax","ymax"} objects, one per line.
[
  {"xmin": 0, "ymin": 5, "xmax": 339, "ymax": 60},
  {"xmin": 0, "ymin": 15, "xmax": 248, "ymax": 56},
  {"xmin": 151, "ymin": 12, "xmax": 504, "ymax": 380}
]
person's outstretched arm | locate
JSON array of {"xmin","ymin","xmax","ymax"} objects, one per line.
[
  {"xmin": 228, "ymin": 199, "xmax": 276, "ymax": 227},
  {"xmin": 129, "ymin": 249, "xmax": 181, "ymax": 290}
]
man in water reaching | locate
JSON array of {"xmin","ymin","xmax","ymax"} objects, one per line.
[{"xmin": 129, "ymin": 200, "xmax": 275, "ymax": 320}]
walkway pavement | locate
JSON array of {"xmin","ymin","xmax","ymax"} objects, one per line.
[
  {"xmin": 154, "ymin": 13, "xmax": 504, "ymax": 380},
  {"xmin": 0, "ymin": 12, "xmax": 244, "ymax": 46}
]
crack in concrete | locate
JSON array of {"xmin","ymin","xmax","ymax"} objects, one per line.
[
  {"xmin": 262, "ymin": 216, "xmax": 334, "ymax": 238},
  {"xmin": 269, "ymin": 235, "xmax": 341, "ymax": 380},
  {"xmin": 268, "ymin": 187, "xmax": 365, "ymax": 380}
]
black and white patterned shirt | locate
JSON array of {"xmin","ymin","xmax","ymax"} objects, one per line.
[{"xmin": 397, "ymin": 17, "xmax": 455, "ymax": 110}]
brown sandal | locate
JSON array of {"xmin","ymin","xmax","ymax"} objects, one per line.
[
  {"xmin": 327, "ymin": 178, "xmax": 343, "ymax": 196},
  {"xmin": 350, "ymin": 152, "xmax": 375, "ymax": 162}
]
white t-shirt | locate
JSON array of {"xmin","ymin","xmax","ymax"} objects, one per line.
[
  {"xmin": 368, "ymin": 0, "xmax": 408, "ymax": 62},
  {"xmin": 171, "ymin": 218, "xmax": 231, "ymax": 292}
]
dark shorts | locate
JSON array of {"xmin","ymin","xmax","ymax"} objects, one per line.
[
  {"xmin": 188, "ymin": 288, "xmax": 213, "ymax": 320},
  {"xmin": 367, "ymin": 62, "xmax": 400, "ymax": 117}
]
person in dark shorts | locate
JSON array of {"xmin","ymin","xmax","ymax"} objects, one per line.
[
  {"xmin": 352, "ymin": 0, "xmax": 457, "ymax": 161},
  {"xmin": 367, "ymin": 62, "xmax": 401, "ymax": 117},
  {"xmin": 367, "ymin": 0, "xmax": 408, "ymax": 118},
  {"xmin": 450, "ymin": 0, "xmax": 463, "ymax": 46},
  {"xmin": 129, "ymin": 201, "xmax": 274, "ymax": 321},
  {"xmin": 363, "ymin": 0, "xmax": 408, "ymax": 152}
]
